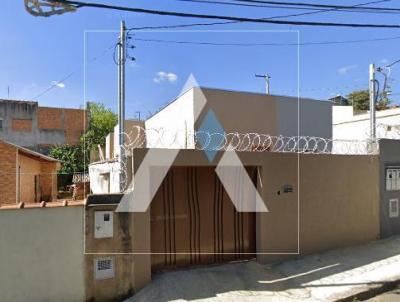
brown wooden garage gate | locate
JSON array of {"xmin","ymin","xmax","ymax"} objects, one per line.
[{"xmin": 150, "ymin": 167, "xmax": 257, "ymax": 272}]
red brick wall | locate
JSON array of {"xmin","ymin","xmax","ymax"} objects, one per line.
[
  {"xmin": 37, "ymin": 107, "xmax": 63, "ymax": 130},
  {"xmin": 64, "ymin": 108, "xmax": 87, "ymax": 130},
  {"xmin": 64, "ymin": 108, "xmax": 87, "ymax": 145},
  {"xmin": 11, "ymin": 119, "xmax": 32, "ymax": 132},
  {"xmin": 40, "ymin": 162, "xmax": 59, "ymax": 202},
  {"xmin": 0, "ymin": 141, "xmax": 17, "ymax": 205},
  {"xmin": 38, "ymin": 107, "xmax": 88, "ymax": 146}
]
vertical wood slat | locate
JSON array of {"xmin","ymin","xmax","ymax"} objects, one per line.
[{"xmin": 151, "ymin": 167, "xmax": 256, "ymax": 272}]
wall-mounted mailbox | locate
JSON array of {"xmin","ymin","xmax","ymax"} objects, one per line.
[{"xmin": 94, "ymin": 211, "xmax": 113, "ymax": 238}]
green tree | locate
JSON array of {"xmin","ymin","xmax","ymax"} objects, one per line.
[
  {"xmin": 81, "ymin": 102, "xmax": 118, "ymax": 151},
  {"xmin": 49, "ymin": 103, "xmax": 117, "ymax": 191},
  {"xmin": 49, "ymin": 145, "xmax": 85, "ymax": 174},
  {"xmin": 347, "ymin": 89, "xmax": 391, "ymax": 111},
  {"xmin": 49, "ymin": 102, "xmax": 117, "ymax": 174}
]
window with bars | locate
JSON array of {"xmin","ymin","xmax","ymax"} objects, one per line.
[
  {"xmin": 386, "ymin": 168, "xmax": 400, "ymax": 191},
  {"xmin": 97, "ymin": 259, "xmax": 112, "ymax": 271},
  {"xmin": 389, "ymin": 199, "xmax": 399, "ymax": 218}
]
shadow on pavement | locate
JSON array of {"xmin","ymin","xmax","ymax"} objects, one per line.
[{"xmin": 127, "ymin": 236, "xmax": 400, "ymax": 302}]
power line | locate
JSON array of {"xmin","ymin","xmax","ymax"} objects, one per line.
[
  {"xmin": 32, "ymin": 72, "xmax": 75, "ymax": 99},
  {"xmin": 128, "ymin": 21, "xmax": 236, "ymax": 31},
  {"xmin": 181, "ymin": 0, "xmax": 328, "ymax": 10},
  {"xmin": 32, "ymin": 42, "xmax": 116, "ymax": 100},
  {"xmin": 180, "ymin": 0, "xmax": 397, "ymax": 14},
  {"xmin": 177, "ymin": 0, "xmax": 395, "ymax": 22},
  {"xmin": 387, "ymin": 59, "xmax": 400, "ymax": 68},
  {"xmin": 126, "ymin": 7, "xmax": 338, "ymax": 31},
  {"xmin": 228, "ymin": 0, "xmax": 398, "ymax": 12},
  {"xmin": 133, "ymin": 35, "xmax": 400, "ymax": 47},
  {"xmin": 127, "ymin": 0, "xmax": 396, "ymax": 32},
  {"xmin": 51, "ymin": 0, "xmax": 400, "ymax": 28}
]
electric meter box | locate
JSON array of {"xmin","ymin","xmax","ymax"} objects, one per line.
[{"xmin": 94, "ymin": 211, "xmax": 114, "ymax": 238}]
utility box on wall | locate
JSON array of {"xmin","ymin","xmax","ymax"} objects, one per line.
[
  {"xmin": 94, "ymin": 211, "xmax": 113, "ymax": 238},
  {"xmin": 379, "ymin": 139, "xmax": 400, "ymax": 239},
  {"xmin": 94, "ymin": 257, "xmax": 115, "ymax": 280}
]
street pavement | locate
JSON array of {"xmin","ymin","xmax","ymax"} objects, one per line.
[{"xmin": 126, "ymin": 236, "xmax": 400, "ymax": 302}]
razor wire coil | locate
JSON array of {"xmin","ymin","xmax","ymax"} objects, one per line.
[{"xmin": 120, "ymin": 126, "xmax": 379, "ymax": 155}]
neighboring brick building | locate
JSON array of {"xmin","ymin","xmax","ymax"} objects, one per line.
[
  {"xmin": 0, "ymin": 139, "xmax": 61, "ymax": 206},
  {"xmin": 0, "ymin": 99, "xmax": 88, "ymax": 154}
]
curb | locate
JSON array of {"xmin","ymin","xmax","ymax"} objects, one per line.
[{"xmin": 336, "ymin": 279, "xmax": 400, "ymax": 302}]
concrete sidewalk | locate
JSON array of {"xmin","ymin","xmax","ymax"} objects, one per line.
[
  {"xmin": 126, "ymin": 236, "xmax": 400, "ymax": 302},
  {"xmin": 365, "ymin": 286, "xmax": 400, "ymax": 301}
]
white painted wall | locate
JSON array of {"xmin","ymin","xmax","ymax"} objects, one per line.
[
  {"xmin": 105, "ymin": 132, "xmax": 114, "ymax": 160},
  {"xmin": 0, "ymin": 207, "xmax": 85, "ymax": 302},
  {"xmin": 145, "ymin": 88, "xmax": 332, "ymax": 149},
  {"xmin": 113, "ymin": 124, "xmax": 121, "ymax": 158},
  {"xmin": 145, "ymin": 89, "xmax": 195, "ymax": 149},
  {"xmin": 333, "ymin": 107, "xmax": 400, "ymax": 140},
  {"xmin": 332, "ymin": 106, "xmax": 354, "ymax": 124},
  {"xmin": 89, "ymin": 161, "xmax": 120, "ymax": 194}
]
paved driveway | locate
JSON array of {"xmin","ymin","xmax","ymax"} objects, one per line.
[{"xmin": 126, "ymin": 236, "xmax": 400, "ymax": 302}]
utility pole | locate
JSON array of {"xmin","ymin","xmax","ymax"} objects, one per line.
[
  {"xmin": 369, "ymin": 63, "xmax": 376, "ymax": 141},
  {"xmin": 255, "ymin": 73, "xmax": 271, "ymax": 95},
  {"xmin": 118, "ymin": 20, "xmax": 126, "ymax": 192}
]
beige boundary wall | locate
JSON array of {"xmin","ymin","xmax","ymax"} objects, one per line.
[
  {"xmin": 257, "ymin": 152, "xmax": 380, "ymax": 263},
  {"xmin": 131, "ymin": 149, "xmax": 380, "ymax": 266},
  {"xmin": 0, "ymin": 149, "xmax": 380, "ymax": 302},
  {"xmin": 0, "ymin": 206, "xmax": 85, "ymax": 302},
  {"xmin": 84, "ymin": 202, "xmax": 151, "ymax": 301}
]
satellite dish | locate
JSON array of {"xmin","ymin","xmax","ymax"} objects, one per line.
[{"xmin": 24, "ymin": 0, "xmax": 77, "ymax": 17}]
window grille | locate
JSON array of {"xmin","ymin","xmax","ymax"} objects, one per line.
[
  {"xmin": 389, "ymin": 199, "xmax": 399, "ymax": 218},
  {"xmin": 386, "ymin": 168, "xmax": 400, "ymax": 191},
  {"xmin": 94, "ymin": 257, "xmax": 115, "ymax": 280}
]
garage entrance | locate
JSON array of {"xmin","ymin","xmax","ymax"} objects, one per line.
[{"xmin": 150, "ymin": 167, "xmax": 257, "ymax": 272}]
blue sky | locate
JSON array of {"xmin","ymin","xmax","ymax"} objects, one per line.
[{"xmin": 1, "ymin": 0, "xmax": 400, "ymax": 119}]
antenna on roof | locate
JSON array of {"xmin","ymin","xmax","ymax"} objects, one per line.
[{"xmin": 255, "ymin": 73, "xmax": 271, "ymax": 95}]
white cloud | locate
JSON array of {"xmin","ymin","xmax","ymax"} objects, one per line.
[
  {"xmin": 153, "ymin": 71, "xmax": 178, "ymax": 83},
  {"xmin": 52, "ymin": 81, "xmax": 65, "ymax": 88},
  {"xmin": 380, "ymin": 58, "xmax": 389, "ymax": 65},
  {"xmin": 337, "ymin": 64, "xmax": 358, "ymax": 75}
]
